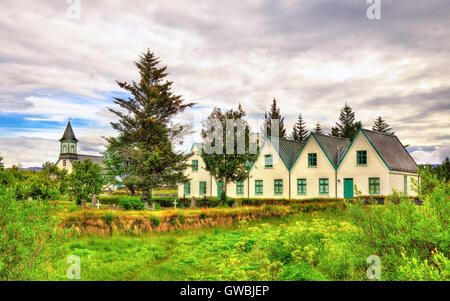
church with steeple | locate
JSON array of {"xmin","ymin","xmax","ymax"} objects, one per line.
[{"xmin": 56, "ymin": 121, "xmax": 104, "ymax": 173}]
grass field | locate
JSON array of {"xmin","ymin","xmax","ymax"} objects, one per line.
[{"xmin": 48, "ymin": 208, "xmax": 373, "ymax": 281}]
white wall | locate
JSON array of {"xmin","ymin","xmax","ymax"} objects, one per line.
[
  {"xmin": 337, "ymin": 132, "xmax": 390, "ymax": 197},
  {"xmin": 390, "ymin": 172, "xmax": 419, "ymax": 196},
  {"xmin": 178, "ymin": 145, "xmax": 214, "ymax": 197},
  {"xmin": 290, "ymin": 137, "xmax": 337, "ymax": 199},
  {"xmin": 248, "ymin": 139, "xmax": 290, "ymax": 198}
]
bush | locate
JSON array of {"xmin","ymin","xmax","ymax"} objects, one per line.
[
  {"xmin": 0, "ymin": 186, "xmax": 67, "ymax": 280},
  {"xmin": 149, "ymin": 216, "xmax": 161, "ymax": 227},
  {"xmin": 98, "ymin": 195, "xmax": 120, "ymax": 205},
  {"xmin": 119, "ymin": 196, "xmax": 144, "ymax": 210},
  {"xmin": 347, "ymin": 169, "xmax": 450, "ymax": 280}
]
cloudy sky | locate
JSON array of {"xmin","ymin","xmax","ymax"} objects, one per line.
[{"xmin": 0, "ymin": 0, "xmax": 449, "ymax": 167}]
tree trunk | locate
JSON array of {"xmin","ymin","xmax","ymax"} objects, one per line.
[
  {"xmin": 221, "ymin": 180, "xmax": 228, "ymax": 200},
  {"xmin": 142, "ymin": 190, "xmax": 149, "ymax": 204},
  {"xmin": 127, "ymin": 185, "xmax": 135, "ymax": 196}
]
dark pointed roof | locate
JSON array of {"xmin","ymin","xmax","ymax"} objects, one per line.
[
  {"xmin": 313, "ymin": 134, "xmax": 351, "ymax": 168},
  {"xmin": 269, "ymin": 136, "xmax": 304, "ymax": 169},
  {"xmin": 362, "ymin": 129, "xmax": 418, "ymax": 173},
  {"xmin": 59, "ymin": 121, "xmax": 78, "ymax": 142}
]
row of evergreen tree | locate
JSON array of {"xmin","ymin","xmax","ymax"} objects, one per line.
[{"xmin": 263, "ymin": 98, "xmax": 394, "ymax": 142}]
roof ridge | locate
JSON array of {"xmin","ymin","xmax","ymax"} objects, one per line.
[
  {"xmin": 362, "ymin": 128, "xmax": 397, "ymax": 138},
  {"xmin": 269, "ymin": 136, "xmax": 305, "ymax": 144},
  {"xmin": 78, "ymin": 154, "xmax": 102, "ymax": 158},
  {"xmin": 313, "ymin": 133, "xmax": 350, "ymax": 141}
]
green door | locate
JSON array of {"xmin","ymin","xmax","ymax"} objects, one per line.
[
  {"xmin": 217, "ymin": 182, "xmax": 223, "ymax": 198},
  {"xmin": 344, "ymin": 178, "xmax": 354, "ymax": 198}
]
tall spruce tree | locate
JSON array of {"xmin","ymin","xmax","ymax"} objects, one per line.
[
  {"xmin": 331, "ymin": 103, "xmax": 362, "ymax": 140},
  {"xmin": 263, "ymin": 98, "xmax": 286, "ymax": 139},
  {"xmin": 201, "ymin": 105, "xmax": 258, "ymax": 199},
  {"xmin": 0, "ymin": 154, "xmax": 4, "ymax": 171},
  {"xmin": 372, "ymin": 116, "xmax": 395, "ymax": 135},
  {"xmin": 290, "ymin": 113, "xmax": 308, "ymax": 142},
  {"xmin": 314, "ymin": 122, "xmax": 323, "ymax": 135},
  {"xmin": 108, "ymin": 50, "xmax": 195, "ymax": 202}
]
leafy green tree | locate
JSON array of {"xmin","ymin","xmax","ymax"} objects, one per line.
[
  {"xmin": 0, "ymin": 186, "xmax": 66, "ymax": 280},
  {"xmin": 0, "ymin": 154, "xmax": 4, "ymax": 171},
  {"xmin": 103, "ymin": 141, "xmax": 138, "ymax": 195},
  {"xmin": 421, "ymin": 157, "xmax": 450, "ymax": 182},
  {"xmin": 41, "ymin": 161, "xmax": 69, "ymax": 195},
  {"xmin": 372, "ymin": 116, "xmax": 395, "ymax": 135},
  {"xmin": 201, "ymin": 105, "xmax": 258, "ymax": 199},
  {"xmin": 107, "ymin": 50, "xmax": 194, "ymax": 202},
  {"xmin": 69, "ymin": 159, "xmax": 104, "ymax": 204},
  {"xmin": 263, "ymin": 98, "xmax": 286, "ymax": 138},
  {"xmin": 314, "ymin": 122, "xmax": 323, "ymax": 135},
  {"xmin": 331, "ymin": 103, "xmax": 362, "ymax": 140},
  {"xmin": 290, "ymin": 113, "xmax": 308, "ymax": 142}
]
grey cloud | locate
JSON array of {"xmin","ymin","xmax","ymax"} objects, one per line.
[{"xmin": 0, "ymin": 0, "xmax": 449, "ymax": 165}]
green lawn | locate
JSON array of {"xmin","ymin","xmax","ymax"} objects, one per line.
[{"xmin": 48, "ymin": 208, "xmax": 371, "ymax": 281}]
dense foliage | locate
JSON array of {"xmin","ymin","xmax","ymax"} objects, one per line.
[
  {"xmin": 419, "ymin": 157, "xmax": 450, "ymax": 182},
  {"xmin": 0, "ymin": 164, "xmax": 66, "ymax": 201},
  {"xmin": 69, "ymin": 159, "xmax": 104, "ymax": 204},
  {"xmin": 0, "ymin": 186, "xmax": 66, "ymax": 280},
  {"xmin": 348, "ymin": 169, "xmax": 449, "ymax": 280},
  {"xmin": 201, "ymin": 104, "xmax": 258, "ymax": 199}
]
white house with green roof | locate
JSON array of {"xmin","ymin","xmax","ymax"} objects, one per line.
[{"xmin": 179, "ymin": 129, "xmax": 419, "ymax": 199}]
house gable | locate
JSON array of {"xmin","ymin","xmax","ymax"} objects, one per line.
[
  {"xmin": 248, "ymin": 136, "xmax": 291, "ymax": 173},
  {"xmin": 337, "ymin": 129, "xmax": 390, "ymax": 173},
  {"xmin": 290, "ymin": 134, "xmax": 336, "ymax": 172},
  {"xmin": 249, "ymin": 137, "xmax": 290, "ymax": 173}
]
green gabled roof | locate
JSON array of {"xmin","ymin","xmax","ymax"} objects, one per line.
[
  {"xmin": 59, "ymin": 121, "xmax": 78, "ymax": 142},
  {"xmin": 313, "ymin": 134, "xmax": 350, "ymax": 168}
]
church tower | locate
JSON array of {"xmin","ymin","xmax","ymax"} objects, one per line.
[{"xmin": 59, "ymin": 121, "xmax": 78, "ymax": 160}]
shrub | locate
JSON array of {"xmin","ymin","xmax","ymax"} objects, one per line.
[
  {"xmin": 149, "ymin": 216, "xmax": 161, "ymax": 227},
  {"xmin": 98, "ymin": 195, "xmax": 120, "ymax": 205},
  {"xmin": 0, "ymin": 186, "xmax": 67, "ymax": 280},
  {"xmin": 103, "ymin": 212, "xmax": 116, "ymax": 225},
  {"xmin": 119, "ymin": 196, "xmax": 144, "ymax": 210},
  {"xmin": 347, "ymin": 170, "xmax": 450, "ymax": 280}
]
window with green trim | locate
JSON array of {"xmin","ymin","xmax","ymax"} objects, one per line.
[
  {"xmin": 369, "ymin": 177, "xmax": 380, "ymax": 194},
  {"xmin": 357, "ymin": 150, "xmax": 367, "ymax": 165},
  {"xmin": 255, "ymin": 180, "xmax": 263, "ymax": 195},
  {"xmin": 319, "ymin": 178, "xmax": 329, "ymax": 194},
  {"xmin": 192, "ymin": 160, "xmax": 198, "ymax": 171},
  {"xmin": 274, "ymin": 179, "xmax": 283, "ymax": 195},
  {"xmin": 199, "ymin": 181, "xmax": 207, "ymax": 195},
  {"xmin": 236, "ymin": 181, "xmax": 244, "ymax": 195},
  {"xmin": 308, "ymin": 153, "xmax": 317, "ymax": 167},
  {"xmin": 404, "ymin": 176, "xmax": 407, "ymax": 194},
  {"xmin": 264, "ymin": 155, "xmax": 273, "ymax": 168},
  {"xmin": 184, "ymin": 182, "xmax": 191, "ymax": 195},
  {"xmin": 297, "ymin": 179, "xmax": 306, "ymax": 194}
]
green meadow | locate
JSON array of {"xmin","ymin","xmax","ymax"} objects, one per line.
[{"xmin": 48, "ymin": 199, "xmax": 448, "ymax": 281}]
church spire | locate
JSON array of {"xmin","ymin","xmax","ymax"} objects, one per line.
[
  {"xmin": 59, "ymin": 121, "xmax": 78, "ymax": 142},
  {"xmin": 59, "ymin": 121, "xmax": 78, "ymax": 155}
]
